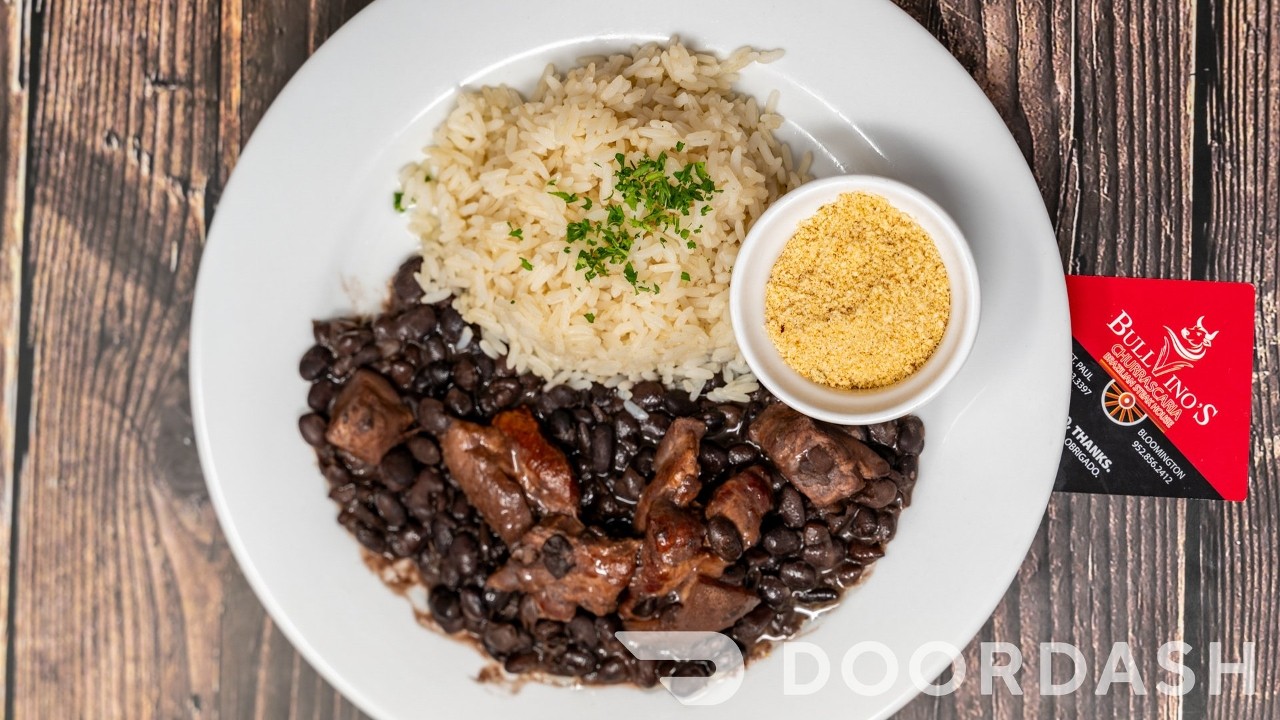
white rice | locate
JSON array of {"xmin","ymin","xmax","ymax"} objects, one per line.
[{"xmin": 402, "ymin": 40, "xmax": 810, "ymax": 402}]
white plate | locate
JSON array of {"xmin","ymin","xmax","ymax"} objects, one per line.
[{"xmin": 190, "ymin": 1, "xmax": 1070, "ymax": 718}]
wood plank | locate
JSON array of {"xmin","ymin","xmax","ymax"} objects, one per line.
[
  {"xmin": 10, "ymin": 0, "xmax": 227, "ymax": 716},
  {"xmin": 0, "ymin": 0, "xmax": 32, "ymax": 712},
  {"xmin": 1193, "ymin": 0, "xmax": 1280, "ymax": 716},
  {"xmin": 889, "ymin": 0, "xmax": 1197, "ymax": 717}
]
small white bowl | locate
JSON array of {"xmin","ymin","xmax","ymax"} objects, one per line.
[{"xmin": 730, "ymin": 175, "xmax": 981, "ymax": 425}]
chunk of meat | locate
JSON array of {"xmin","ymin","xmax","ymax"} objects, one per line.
[
  {"xmin": 749, "ymin": 404, "xmax": 889, "ymax": 507},
  {"xmin": 634, "ymin": 417, "xmax": 706, "ymax": 531},
  {"xmin": 628, "ymin": 499, "xmax": 715, "ymax": 599},
  {"xmin": 487, "ymin": 524, "xmax": 640, "ymax": 621},
  {"xmin": 493, "ymin": 407, "xmax": 579, "ymax": 518},
  {"xmin": 705, "ymin": 466, "xmax": 773, "ymax": 546},
  {"xmin": 440, "ymin": 420, "xmax": 533, "ymax": 545},
  {"xmin": 652, "ymin": 577, "xmax": 760, "ymax": 632},
  {"xmin": 324, "ymin": 370, "xmax": 414, "ymax": 464}
]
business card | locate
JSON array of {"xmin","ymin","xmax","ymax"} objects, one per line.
[{"xmin": 1055, "ymin": 276, "xmax": 1255, "ymax": 501}]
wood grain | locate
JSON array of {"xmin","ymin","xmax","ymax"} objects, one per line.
[
  {"xmin": 892, "ymin": 1, "xmax": 1197, "ymax": 716},
  {"xmin": 1194, "ymin": 0, "xmax": 1280, "ymax": 716},
  {"xmin": 11, "ymin": 0, "xmax": 224, "ymax": 716},
  {"xmin": 0, "ymin": 0, "xmax": 31, "ymax": 713}
]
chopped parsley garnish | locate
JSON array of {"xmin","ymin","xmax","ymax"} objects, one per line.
[
  {"xmin": 393, "ymin": 191, "xmax": 407, "ymax": 213},
  {"xmin": 520, "ymin": 257, "xmax": 533, "ymax": 271},
  {"xmin": 681, "ymin": 271, "xmax": 691, "ymax": 282},
  {"xmin": 547, "ymin": 151, "xmax": 719, "ymax": 293},
  {"xmin": 508, "ymin": 223, "xmax": 523, "ymax": 239},
  {"xmin": 584, "ymin": 313, "xmax": 596, "ymax": 323},
  {"xmin": 675, "ymin": 141, "xmax": 686, "ymax": 152}
]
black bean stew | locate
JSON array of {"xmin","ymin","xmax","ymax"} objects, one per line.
[{"xmin": 298, "ymin": 258, "xmax": 923, "ymax": 686}]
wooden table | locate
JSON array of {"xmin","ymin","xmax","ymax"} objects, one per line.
[{"xmin": 0, "ymin": 0, "xmax": 1275, "ymax": 717}]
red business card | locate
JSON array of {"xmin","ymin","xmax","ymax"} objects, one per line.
[{"xmin": 1055, "ymin": 276, "xmax": 1255, "ymax": 501}]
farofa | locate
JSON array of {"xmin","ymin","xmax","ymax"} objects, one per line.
[{"xmin": 764, "ymin": 192, "xmax": 950, "ymax": 389}]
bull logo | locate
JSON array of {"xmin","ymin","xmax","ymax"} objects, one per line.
[{"xmin": 1153, "ymin": 316, "xmax": 1219, "ymax": 377}]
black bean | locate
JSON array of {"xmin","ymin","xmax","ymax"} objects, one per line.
[
  {"xmin": 633, "ymin": 447, "xmax": 656, "ymax": 476},
  {"xmin": 897, "ymin": 415, "xmax": 925, "ymax": 455},
  {"xmin": 396, "ymin": 306, "xmax": 437, "ymax": 342},
  {"xmin": 439, "ymin": 306, "xmax": 466, "ymax": 343},
  {"xmin": 631, "ymin": 659, "xmax": 660, "ymax": 688},
  {"xmin": 663, "ymin": 389, "xmax": 698, "ymax": 416},
  {"xmin": 639, "ymin": 412, "xmax": 672, "ymax": 444},
  {"xmin": 757, "ymin": 576, "xmax": 791, "ymax": 606},
  {"xmin": 598, "ymin": 657, "xmax": 629, "ymax": 683},
  {"xmin": 630, "ymin": 381, "xmax": 665, "ymax": 411},
  {"xmin": 699, "ymin": 406, "xmax": 726, "ymax": 433},
  {"xmin": 438, "ymin": 562, "xmax": 463, "ymax": 591},
  {"xmin": 323, "ymin": 463, "xmax": 351, "ymax": 488},
  {"xmin": 444, "ymin": 388, "xmax": 473, "ymax": 417},
  {"xmin": 422, "ymin": 336, "xmax": 447, "ymax": 364},
  {"xmin": 847, "ymin": 508, "xmax": 880, "ymax": 541},
  {"xmin": 329, "ymin": 482, "xmax": 358, "ymax": 504},
  {"xmin": 614, "ymin": 413, "xmax": 640, "ymax": 441},
  {"xmin": 548, "ymin": 410, "xmax": 575, "ymax": 446},
  {"xmin": 299, "ymin": 413, "xmax": 327, "ymax": 447},
  {"xmin": 483, "ymin": 622, "xmax": 530, "ymax": 657},
  {"xmin": 299, "ymin": 345, "xmax": 334, "ymax": 380},
  {"xmin": 307, "ymin": 381, "xmax": 338, "ymax": 413},
  {"xmin": 706, "ymin": 516, "xmax": 744, "ymax": 561},
  {"xmin": 877, "ymin": 511, "xmax": 899, "ymax": 542},
  {"xmin": 387, "ymin": 525, "xmax": 426, "ymax": 557},
  {"xmin": 612, "ymin": 438, "xmax": 636, "ymax": 474},
  {"xmin": 453, "ymin": 357, "xmax": 479, "ymax": 391},
  {"xmin": 449, "ymin": 493, "xmax": 472, "ymax": 521},
  {"xmin": 575, "ymin": 421, "xmax": 592, "ymax": 456},
  {"xmin": 431, "ymin": 516, "xmax": 456, "ymax": 554},
  {"xmin": 698, "ymin": 444, "xmax": 728, "ymax": 478},
  {"xmin": 542, "ymin": 534, "xmax": 575, "ymax": 579},
  {"xmin": 404, "ymin": 436, "xmax": 440, "ymax": 466},
  {"xmin": 834, "ymin": 561, "xmax": 865, "ymax": 587},
  {"xmin": 386, "ymin": 361, "xmax": 416, "ymax": 389},
  {"xmin": 595, "ymin": 615, "xmax": 623, "ymax": 650},
  {"xmin": 566, "ymin": 615, "xmax": 599, "ymax": 649},
  {"xmin": 391, "ymin": 257, "xmax": 424, "ymax": 307},
  {"xmin": 448, "ymin": 534, "xmax": 481, "ymax": 577},
  {"xmin": 373, "ymin": 491, "xmax": 408, "ymax": 528},
  {"xmin": 545, "ymin": 384, "xmax": 579, "ymax": 410},
  {"xmin": 416, "ymin": 398, "xmax": 451, "ymax": 435},
  {"xmin": 802, "ymin": 525, "xmax": 842, "ymax": 570},
  {"xmin": 743, "ymin": 547, "xmax": 775, "ymax": 570},
  {"xmin": 720, "ymin": 563, "xmax": 747, "ymax": 586},
  {"xmin": 718, "ymin": 404, "xmax": 745, "ymax": 437},
  {"xmin": 856, "ymin": 478, "xmax": 899, "ymax": 509},
  {"xmin": 763, "ymin": 527, "xmax": 801, "ymax": 556},
  {"xmin": 335, "ymin": 327, "xmax": 371, "ymax": 356},
  {"xmin": 590, "ymin": 425, "xmax": 615, "ymax": 475},
  {"xmin": 733, "ymin": 604, "xmax": 774, "ymax": 642},
  {"xmin": 562, "ymin": 647, "xmax": 599, "ymax": 676},
  {"xmin": 615, "ymin": 468, "xmax": 646, "ymax": 503},
  {"xmin": 779, "ymin": 559, "xmax": 818, "ymax": 590},
  {"xmin": 778, "ymin": 486, "xmax": 806, "ymax": 529},
  {"xmin": 378, "ymin": 448, "xmax": 417, "ymax": 492},
  {"xmin": 429, "ymin": 587, "xmax": 464, "ymax": 632},
  {"xmin": 504, "ymin": 651, "xmax": 540, "ymax": 674},
  {"xmin": 487, "ymin": 378, "xmax": 522, "ymax": 411},
  {"xmin": 846, "ymin": 541, "xmax": 886, "ymax": 563},
  {"xmin": 353, "ymin": 524, "xmax": 386, "ymax": 554},
  {"xmin": 794, "ymin": 586, "xmax": 840, "ymax": 606},
  {"xmin": 725, "ymin": 443, "xmax": 759, "ymax": 467}
]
